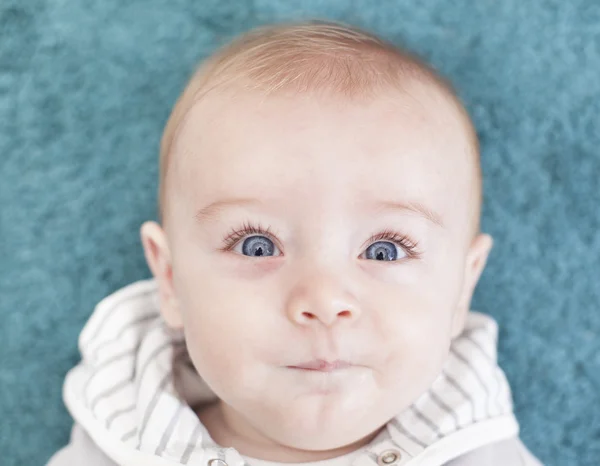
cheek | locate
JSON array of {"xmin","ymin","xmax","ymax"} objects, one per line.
[
  {"xmin": 174, "ymin": 278, "xmax": 275, "ymax": 395},
  {"xmin": 405, "ymin": 319, "xmax": 451, "ymax": 373},
  {"xmin": 181, "ymin": 307, "xmax": 256, "ymax": 402},
  {"xmin": 377, "ymin": 295, "xmax": 454, "ymax": 387}
]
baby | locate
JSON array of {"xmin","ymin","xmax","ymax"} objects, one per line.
[{"xmin": 48, "ymin": 19, "xmax": 543, "ymax": 466}]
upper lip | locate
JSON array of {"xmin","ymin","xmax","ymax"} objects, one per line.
[{"xmin": 288, "ymin": 359, "xmax": 352, "ymax": 372}]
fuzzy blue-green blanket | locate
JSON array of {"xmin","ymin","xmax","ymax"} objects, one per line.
[{"xmin": 1, "ymin": 1, "xmax": 599, "ymax": 465}]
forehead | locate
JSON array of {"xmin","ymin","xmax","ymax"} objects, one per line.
[{"xmin": 168, "ymin": 85, "xmax": 473, "ymax": 229}]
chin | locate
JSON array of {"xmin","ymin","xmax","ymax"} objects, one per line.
[{"xmin": 260, "ymin": 396, "xmax": 377, "ymax": 451}]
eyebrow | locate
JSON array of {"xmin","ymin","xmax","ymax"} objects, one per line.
[
  {"xmin": 195, "ymin": 198, "xmax": 263, "ymax": 222},
  {"xmin": 366, "ymin": 199, "xmax": 445, "ymax": 228},
  {"xmin": 194, "ymin": 197, "xmax": 444, "ymax": 228}
]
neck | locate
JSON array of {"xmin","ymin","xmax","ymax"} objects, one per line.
[{"xmin": 196, "ymin": 400, "xmax": 382, "ymax": 463}]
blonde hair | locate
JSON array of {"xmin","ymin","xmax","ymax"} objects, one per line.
[{"xmin": 158, "ymin": 19, "xmax": 482, "ymax": 237}]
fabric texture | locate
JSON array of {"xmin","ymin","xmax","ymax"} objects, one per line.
[
  {"xmin": 47, "ymin": 424, "xmax": 543, "ymax": 466},
  {"xmin": 46, "ymin": 279, "xmax": 538, "ymax": 466},
  {"xmin": 2, "ymin": 1, "xmax": 599, "ymax": 465},
  {"xmin": 47, "ymin": 424, "xmax": 117, "ymax": 466}
]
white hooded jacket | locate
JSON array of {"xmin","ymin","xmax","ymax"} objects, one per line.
[{"xmin": 48, "ymin": 279, "xmax": 543, "ymax": 466}]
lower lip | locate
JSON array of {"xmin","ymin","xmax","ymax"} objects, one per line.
[
  {"xmin": 287, "ymin": 366, "xmax": 351, "ymax": 373},
  {"xmin": 287, "ymin": 360, "xmax": 353, "ymax": 372}
]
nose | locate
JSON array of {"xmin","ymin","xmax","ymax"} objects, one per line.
[{"xmin": 285, "ymin": 267, "xmax": 361, "ymax": 327}]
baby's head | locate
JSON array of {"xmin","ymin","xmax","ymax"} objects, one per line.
[{"xmin": 141, "ymin": 20, "xmax": 493, "ymax": 461}]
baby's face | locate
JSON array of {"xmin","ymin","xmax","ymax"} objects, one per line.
[{"xmin": 160, "ymin": 84, "xmax": 479, "ymax": 450}]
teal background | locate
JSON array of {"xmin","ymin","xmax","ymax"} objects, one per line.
[{"xmin": 1, "ymin": 1, "xmax": 599, "ymax": 465}]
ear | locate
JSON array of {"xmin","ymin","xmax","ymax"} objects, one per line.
[
  {"xmin": 139, "ymin": 221, "xmax": 183, "ymax": 329},
  {"xmin": 451, "ymin": 233, "xmax": 494, "ymax": 339}
]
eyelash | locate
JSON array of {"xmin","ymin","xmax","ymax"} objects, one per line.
[{"xmin": 219, "ymin": 221, "xmax": 422, "ymax": 258}]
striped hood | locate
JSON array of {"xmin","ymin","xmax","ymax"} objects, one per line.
[{"xmin": 63, "ymin": 279, "xmax": 519, "ymax": 466}]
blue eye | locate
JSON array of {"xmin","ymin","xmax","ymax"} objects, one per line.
[
  {"xmin": 222, "ymin": 222, "xmax": 418, "ymax": 261},
  {"xmin": 364, "ymin": 241, "xmax": 400, "ymax": 261},
  {"xmin": 241, "ymin": 235, "xmax": 277, "ymax": 257},
  {"xmin": 221, "ymin": 222, "xmax": 282, "ymax": 257}
]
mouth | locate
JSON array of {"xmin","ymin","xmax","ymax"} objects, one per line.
[{"xmin": 287, "ymin": 359, "xmax": 353, "ymax": 372}]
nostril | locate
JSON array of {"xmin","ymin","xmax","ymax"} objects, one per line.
[{"xmin": 299, "ymin": 310, "xmax": 352, "ymax": 321}]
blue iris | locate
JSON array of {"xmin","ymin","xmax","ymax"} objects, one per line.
[
  {"xmin": 241, "ymin": 236, "xmax": 398, "ymax": 261},
  {"xmin": 241, "ymin": 236, "xmax": 276, "ymax": 257},
  {"xmin": 365, "ymin": 241, "xmax": 398, "ymax": 261}
]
